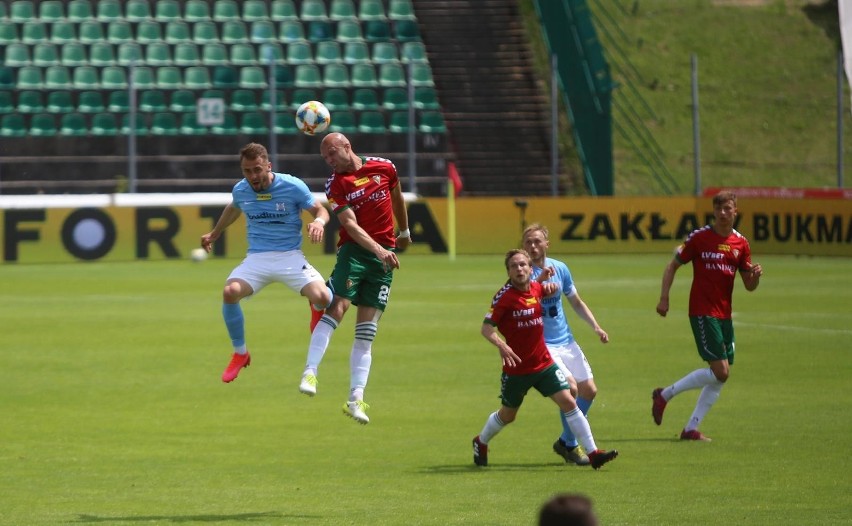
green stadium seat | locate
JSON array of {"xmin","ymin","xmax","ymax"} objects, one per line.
[
  {"xmin": 145, "ymin": 42, "xmax": 173, "ymax": 66},
  {"xmin": 185, "ymin": 0, "xmax": 211, "ymax": 22},
  {"xmin": 238, "ymin": 66, "xmax": 267, "ymax": 89},
  {"xmin": 78, "ymin": 21, "xmax": 105, "ymax": 44},
  {"xmin": 388, "ymin": 111, "xmax": 411, "ymax": 133},
  {"xmin": 274, "ymin": 112, "xmax": 299, "ymax": 135},
  {"xmin": 413, "ymin": 86, "xmax": 440, "ymax": 109},
  {"xmin": 329, "ymin": 0, "xmax": 357, "ymax": 21},
  {"xmin": 363, "ymin": 20, "xmax": 391, "ymax": 42},
  {"xmin": 352, "ymin": 88, "xmax": 380, "ymax": 110},
  {"xmin": 61, "ymin": 42, "xmax": 87, "ymax": 66},
  {"xmin": 379, "ymin": 63, "xmax": 407, "ymax": 87},
  {"xmin": 164, "ymin": 21, "xmax": 191, "ymax": 44},
  {"xmin": 180, "ymin": 113, "xmax": 207, "ymax": 135},
  {"xmin": 44, "ymin": 65, "xmax": 72, "ymax": 89},
  {"xmin": 100, "ymin": 66, "xmax": 127, "ymax": 89},
  {"xmin": 242, "ymin": 0, "xmax": 269, "ymax": 22},
  {"xmin": 328, "ymin": 110, "xmax": 358, "ymax": 133},
  {"xmin": 131, "ymin": 66, "xmax": 156, "ymax": 89},
  {"xmin": 401, "ymin": 41, "xmax": 428, "ymax": 63},
  {"xmin": 307, "ymin": 21, "xmax": 334, "ymax": 42},
  {"xmin": 300, "ymin": 0, "xmax": 329, "ymax": 21},
  {"xmin": 97, "ymin": 0, "xmax": 123, "ymax": 22},
  {"xmin": 389, "ymin": 0, "xmax": 416, "ymax": 21},
  {"xmin": 381, "ymin": 87, "xmax": 408, "ymax": 110},
  {"xmin": 17, "ymin": 66, "xmax": 44, "ymax": 89},
  {"xmin": 322, "ymin": 88, "xmax": 349, "ymax": 110},
  {"xmin": 5, "ymin": 43, "xmax": 31, "ymax": 67},
  {"xmin": 271, "ymin": 0, "xmax": 298, "ymax": 22},
  {"xmin": 30, "ymin": 113, "xmax": 57, "ymax": 136},
  {"xmin": 140, "ymin": 90, "xmax": 168, "ymax": 112},
  {"xmin": 230, "ymin": 89, "xmax": 258, "ymax": 112},
  {"xmin": 212, "ymin": 65, "xmax": 239, "ymax": 88},
  {"xmin": 211, "ymin": 112, "xmax": 239, "ymax": 135},
  {"xmin": 108, "ymin": 90, "xmax": 129, "ymax": 112},
  {"xmin": 200, "ymin": 88, "xmax": 225, "ymax": 101},
  {"xmin": 22, "ymin": 21, "xmax": 48, "ymax": 44},
  {"xmin": 261, "ymin": 89, "xmax": 288, "ymax": 111},
  {"xmin": 221, "ymin": 21, "xmax": 248, "ymax": 43},
  {"xmin": 323, "ymin": 63, "xmax": 350, "ymax": 88},
  {"xmin": 150, "ymin": 112, "xmax": 179, "ymax": 135},
  {"xmin": 117, "ymin": 42, "xmax": 144, "ymax": 66},
  {"xmin": 76, "ymin": 90, "xmax": 105, "ymax": 113},
  {"xmin": 288, "ymin": 88, "xmax": 316, "ymax": 109},
  {"xmin": 0, "ymin": 67, "xmax": 16, "ymax": 89},
  {"xmin": 394, "ymin": 19, "xmax": 421, "ymax": 42},
  {"xmin": 278, "ymin": 20, "xmax": 305, "ymax": 44},
  {"xmin": 50, "ymin": 21, "xmax": 77, "ymax": 44},
  {"xmin": 0, "ymin": 114, "xmax": 27, "ymax": 137},
  {"xmin": 17, "ymin": 90, "xmax": 44, "ymax": 112},
  {"xmin": 336, "ymin": 20, "xmax": 364, "ymax": 43},
  {"xmin": 47, "ymin": 90, "xmax": 75, "ymax": 113},
  {"xmin": 411, "ymin": 63, "xmax": 435, "ymax": 87},
  {"xmin": 192, "ymin": 21, "xmax": 219, "ymax": 44},
  {"xmin": 155, "ymin": 0, "xmax": 182, "ymax": 22},
  {"xmin": 418, "ymin": 110, "xmax": 446, "ymax": 133},
  {"xmin": 259, "ymin": 42, "xmax": 286, "ymax": 64},
  {"xmin": 0, "ymin": 22, "xmax": 19, "ymax": 45},
  {"xmin": 174, "ymin": 43, "xmax": 201, "ymax": 66},
  {"xmin": 126, "ymin": 0, "xmax": 152, "ymax": 22},
  {"xmin": 10, "ymin": 1, "xmax": 35, "ymax": 23},
  {"xmin": 0, "ymin": 92, "xmax": 15, "ymax": 113},
  {"xmin": 315, "ymin": 41, "xmax": 342, "ymax": 64},
  {"xmin": 38, "ymin": 1, "xmax": 65, "ymax": 22},
  {"xmin": 107, "ymin": 20, "xmax": 133, "ymax": 43},
  {"xmin": 358, "ymin": 0, "xmax": 387, "ymax": 21},
  {"xmin": 201, "ymin": 43, "xmax": 228, "ymax": 65},
  {"xmin": 121, "ymin": 113, "xmax": 149, "ymax": 135},
  {"xmin": 184, "ymin": 66, "xmax": 212, "ymax": 89},
  {"xmin": 91, "ymin": 112, "xmax": 118, "ymax": 135},
  {"xmin": 294, "ymin": 64, "xmax": 322, "ymax": 88},
  {"xmin": 358, "ymin": 110, "xmax": 386, "ymax": 133},
  {"xmin": 170, "ymin": 89, "xmax": 197, "ymax": 112},
  {"xmin": 136, "ymin": 20, "xmax": 162, "ymax": 44},
  {"xmin": 239, "ymin": 112, "xmax": 268, "ymax": 134},
  {"xmin": 89, "ymin": 42, "xmax": 116, "ymax": 66},
  {"xmin": 286, "ymin": 41, "xmax": 313, "ymax": 64},
  {"xmin": 250, "ymin": 21, "xmax": 277, "ymax": 44},
  {"xmin": 343, "ymin": 42, "xmax": 370, "ymax": 64},
  {"xmin": 60, "ymin": 112, "xmax": 88, "ymax": 136},
  {"xmin": 155, "ymin": 66, "xmax": 182, "ymax": 89},
  {"xmin": 213, "ymin": 0, "xmax": 240, "ymax": 22},
  {"xmin": 372, "ymin": 42, "xmax": 400, "ymax": 64},
  {"xmin": 67, "ymin": 0, "xmax": 93, "ymax": 22},
  {"xmin": 351, "ymin": 63, "xmax": 378, "ymax": 87}
]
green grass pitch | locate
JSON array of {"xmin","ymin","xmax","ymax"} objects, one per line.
[{"xmin": 2, "ymin": 254, "xmax": 850, "ymax": 525}]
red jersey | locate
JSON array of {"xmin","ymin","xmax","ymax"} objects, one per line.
[
  {"xmin": 325, "ymin": 157, "xmax": 399, "ymax": 248},
  {"xmin": 484, "ymin": 280, "xmax": 555, "ymax": 376},
  {"xmin": 676, "ymin": 226, "xmax": 753, "ymax": 319}
]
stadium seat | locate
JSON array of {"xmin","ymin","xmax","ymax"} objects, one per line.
[
  {"xmin": 96, "ymin": 0, "xmax": 123, "ymax": 21},
  {"xmin": 200, "ymin": 88, "xmax": 225, "ymax": 103},
  {"xmin": 170, "ymin": 89, "xmax": 197, "ymax": 112},
  {"xmin": 136, "ymin": 21, "xmax": 163, "ymax": 44},
  {"xmin": 78, "ymin": 21, "xmax": 105, "ymax": 44},
  {"xmin": 107, "ymin": 20, "xmax": 133, "ymax": 43},
  {"xmin": 121, "ymin": 113, "xmax": 149, "ymax": 135},
  {"xmin": 300, "ymin": 0, "xmax": 329, "ymax": 21},
  {"xmin": 67, "ymin": 0, "xmax": 93, "ymax": 22},
  {"xmin": 0, "ymin": 114, "xmax": 27, "ymax": 137},
  {"xmin": 261, "ymin": 89, "xmax": 288, "ymax": 111},
  {"xmin": 286, "ymin": 41, "xmax": 313, "ymax": 64},
  {"xmin": 394, "ymin": 20, "xmax": 421, "ymax": 42},
  {"xmin": 165, "ymin": 21, "xmax": 191, "ymax": 44},
  {"xmin": 287, "ymin": 88, "xmax": 315, "ymax": 109},
  {"xmin": 242, "ymin": 0, "xmax": 269, "ymax": 22},
  {"xmin": 418, "ymin": 111, "xmax": 446, "ymax": 133},
  {"xmin": 89, "ymin": 42, "xmax": 116, "ymax": 66},
  {"xmin": 76, "ymin": 90, "xmax": 105, "ymax": 113},
  {"xmin": 5, "ymin": 43, "xmax": 31, "ymax": 67},
  {"xmin": 381, "ymin": 87, "xmax": 408, "ymax": 110},
  {"xmin": 184, "ymin": 66, "xmax": 212, "ymax": 89},
  {"xmin": 100, "ymin": 66, "xmax": 128, "ymax": 89},
  {"xmin": 413, "ymin": 86, "xmax": 440, "ymax": 109},
  {"xmin": 38, "ymin": 1, "xmax": 65, "ymax": 22},
  {"xmin": 336, "ymin": 20, "xmax": 364, "ymax": 43},
  {"xmin": 107, "ymin": 90, "xmax": 129, "ymax": 112},
  {"xmin": 140, "ymin": 90, "xmax": 168, "ymax": 112},
  {"xmin": 47, "ymin": 90, "xmax": 75, "ymax": 113},
  {"xmin": 389, "ymin": 0, "xmax": 416, "ymax": 20},
  {"xmin": 17, "ymin": 66, "xmax": 44, "ymax": 89},
  {"xmin": 363, "ymin": 20, "xmax": 391, "ymax": 42},
  {"xmin": 91, "ymin": 112, "xmax": 118, "ymax": 135},
  {"xmin": 411, "ymin": 63, "xmax": 435, "ymax": 87},
  {"xmin": 250, "ymin": 21, "xmax": 277, "ymax": 44},
  {"xmin": 211, "ymin": 65, "xmax": 238, "ymax": 88},
  {"xmin": 29, "ymin": 113, "xmax": 57, "ymax": 136},
  {"xmin": 10, "ymin": 1, "xmax": 35, "ymax": 23},
  {"xmin": 401, "ymin": 41, "xmax": 428, "ymax": 63},
  {"xmin": 379, "ymin": 63, "xmax": 407, "ymax": 87},
  {"xmin": 239, "ymin": 112, "xmax": 268, "ymax": 134},
  {"xmin": 145, "ymin": 42, "xmax": 173, "ymax": 66},
  {"xmin": 155, "ymin": 66, "xmax": 182, "ymax": 89},
  {"xmin": 210, "ymin": 112, "xmax": 238, "ymax": 135},
  {"xmin": 201, "ymin": 43, "xmax": 228, "ymax": 65},
  {"xmin": 59, "ymin": 43, "xmax": 86, "ymax": 67},
  {"xmin": 274, "ymin": 112, "xmax": 299, "ymax": 135},
  {"xmin": 372, "ymin": 42, "xmax": 400, "ymax": 64},
  {"xmin": 117, "ymin": 42, "xmax": 144, "ymax": 66},
  {"xmin": 192, "ymin": 21, "xmax": 219, "ymax": 44},
  {"xmin": 155, "ymin": 0, "xmax": 182, "ymax": 22},
  {"xmin": 221, "ymin": 21, "xmax": 248, "ymax": 43},
  {"xmin": 329, "ymin": 0, "xmax": 357, "ymax": 21},
  {"xmin": 0, "ymin": 67, "xmax": 16, "ymax": 89},
  {"xmin": 44, "ymin": 65, "xmax": 72, "ymax": 89},
  {"xmin": 352, "ymin": 88, "xmax": 380, "ymax": 110},
  {"xmin": 180, "ymin": 113, "xmax": 206, "ymax": 135},
  {"xmin": 131, "ymin": 67, "xmax": 156, "ymax": 89},
  {"xmin": 17, "ymin": 90, "xmax": 44, "ymax": 113},
  {"xmin": 307, "ymin": 21, "xmax": 334, "ymax": 43},
  {"xmin": 271, "ymin": 0, "xmax": 298, "ymax": 22},
  {"xmin": 184, "ymin": 0, "xmax": 211, "ymax": 22},
  {"xmin": 294, "ymin": 64, "xmax": 322, "ymax": 88},
  {"xmin": 213, "ymin": 0, "xmax": 240, "ymax": 22},
  {"xmin": 322, "ymin": 88, "xmax": 349, "ymax": 110},
  {"xmin": 259, "ymin": 42, "xmax": 286, "ymax": 64},
  {"xmin": 238, "ymin": 66, "xmax": 267, "ymax": 89},
  {"xmin": 278, "ymin": 20, "xmax": 305, "ymax": 44},
  {"xmin": 230, "ymin": 89, "xmax": 258, "ymax": 112},
  {"xmin": 316, "ymin": 41, "xmax": 342, "ymax": 64},
  {"xmin": 174, "ymin": 43, "xmax": 201, "ymax": 66},
  {"xmin": 351, "ymin": 63, "xmax": 378, "ymax": 87},
  {"xmin": 357, "ymin": 111, "xmax": 386, "ymax": 133},
  {"xmin": 150, "ymin": 112, "xmax": 179, "ymax": 135},
  {"xmin": 323, "ymin": 63, "xmax": 351, "ymax": 88},
  {"xmin": 22, "ymin": 21, "xmax": 48, "ymax": 44},
  {"xmin": 343, "ymin": 42, "xmax": 370, "ymax": 64},
  {"xmin": 50, "ymin": 21, "xmax": 77, "ymax": 44},
  {"xmin": 358, "ymin": 0, "xmax": 387, "ymax": 21},
  {"xmin": 60, "ymin": 112, "xmax": 88, "ymax": 136},
  {"xmin": 0, "ymin": 22, "xmax": 19, "ymax": 44},
  {"xmin": 125, "ymin": 0, "xmax": 152, "ymax": 22},
  {"xmin": 388, "ymin": 111, "xmax": 410, "ymax": 133},
  {"xmin": 0, "ymin": 91, "xmax": 16, "ymax": 113}
]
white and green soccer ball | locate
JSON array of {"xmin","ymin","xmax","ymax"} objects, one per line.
[
  {"xmin": 295, "ymin": 100, "xmax": 331, "ymax": 136},
  {"xmin": 190, "ymin": 247, "xmax": 208, "ymax": 262}
]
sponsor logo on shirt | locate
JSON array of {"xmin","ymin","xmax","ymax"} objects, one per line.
[
  {"xmin": 525, "ymin": 298, "xmax": 537, "ymax": 306},
  {"xmin": 256, "ymin": 193, "xmax": 272, "ymax": 201},
  {"xmin": 354, "ymin": 177, "xmax": 370, "ymax": 187}
]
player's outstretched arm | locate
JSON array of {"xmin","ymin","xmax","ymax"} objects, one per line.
[{"xmin": 201, "ymin": 202, "xmax": 241, "ymax": 252}]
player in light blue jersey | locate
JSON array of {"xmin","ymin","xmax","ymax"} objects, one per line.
[
  {"xmin": 201, "ymin": 143, "xmax": 333, "ymax": 383},
  {"xmin": 522, "ymin": 224, "xmax": 610, "ymax": 466}
]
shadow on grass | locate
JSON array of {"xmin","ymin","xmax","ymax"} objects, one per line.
[
  {"xmin": 71, "ymin": 511, "xmax": 316, "ymax": 523},
  {"xmin": 419, "ymin": 462, "xmax": 563, "ymax": 474}
]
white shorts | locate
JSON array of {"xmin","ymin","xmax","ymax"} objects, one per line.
[
  {"xmin": 227, "ymin": 250, "xmax": 324, "ymax": 296},
  {"xmin": 547, "ymin": 342, "xmax": 594, "ymax": 383}
]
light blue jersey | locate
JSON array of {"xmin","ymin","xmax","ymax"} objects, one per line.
[
  {"xmin": 531, "ymin": 257, "xmax": 577, "ymax": 346},
  {"xmin": 232, "ymin": 173, "xmax": 315, "ymax": 253}
]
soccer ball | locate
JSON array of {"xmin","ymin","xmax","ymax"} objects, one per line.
[
  {"xmin": 190, "ymin": 247, "xmax": 208, "ymax": 262},
  {"xmin": 295, "ymin": 100, "xmax": 331, "ymax": 136}
]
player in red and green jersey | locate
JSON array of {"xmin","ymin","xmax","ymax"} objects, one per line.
[
  {"xmin": 299, "ymin": 133, "xmax": 410, "ymax": 425},
  {"xmin": 653, "ymin": 191, "xmax": 763, "ymax": 441},
  {"xmin": 472, "ymin": 249, "xmax": 618, "ymax": 469}
]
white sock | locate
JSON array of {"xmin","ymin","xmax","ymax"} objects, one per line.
[
  {"xmin": 564, "ymin": 407, "xmax": 597, "ymax": 453},
  {"xmin": 664, "ymin": 368, "xmax": 717, "ymax": 400},
  {"xmin": 685, "ymin": 380, "xmax": 723, "ymax": 431},
  {"xmin": 304, "ymin": 315, "xmax": 337, "ymax": 373},
  {"xmin": 479, "ymin": 412, "xmax": 506, "ymax": 444},
  {"xmin": 349, "ymin": 322, "xmax": 377, "ymax": 397}
]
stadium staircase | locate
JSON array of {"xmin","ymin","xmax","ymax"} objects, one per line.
[{"xmin": 412, "ymin": 0, "xmax": 562, "ymax": 195}]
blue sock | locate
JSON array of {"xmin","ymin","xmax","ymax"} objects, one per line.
[
  {"xmin": 559, "ymin": 397, "xmax": 594, "ymax": 447},
  {"xmin": 222, "ymin": 303, "xmax": 245, "ymax": 349}
]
